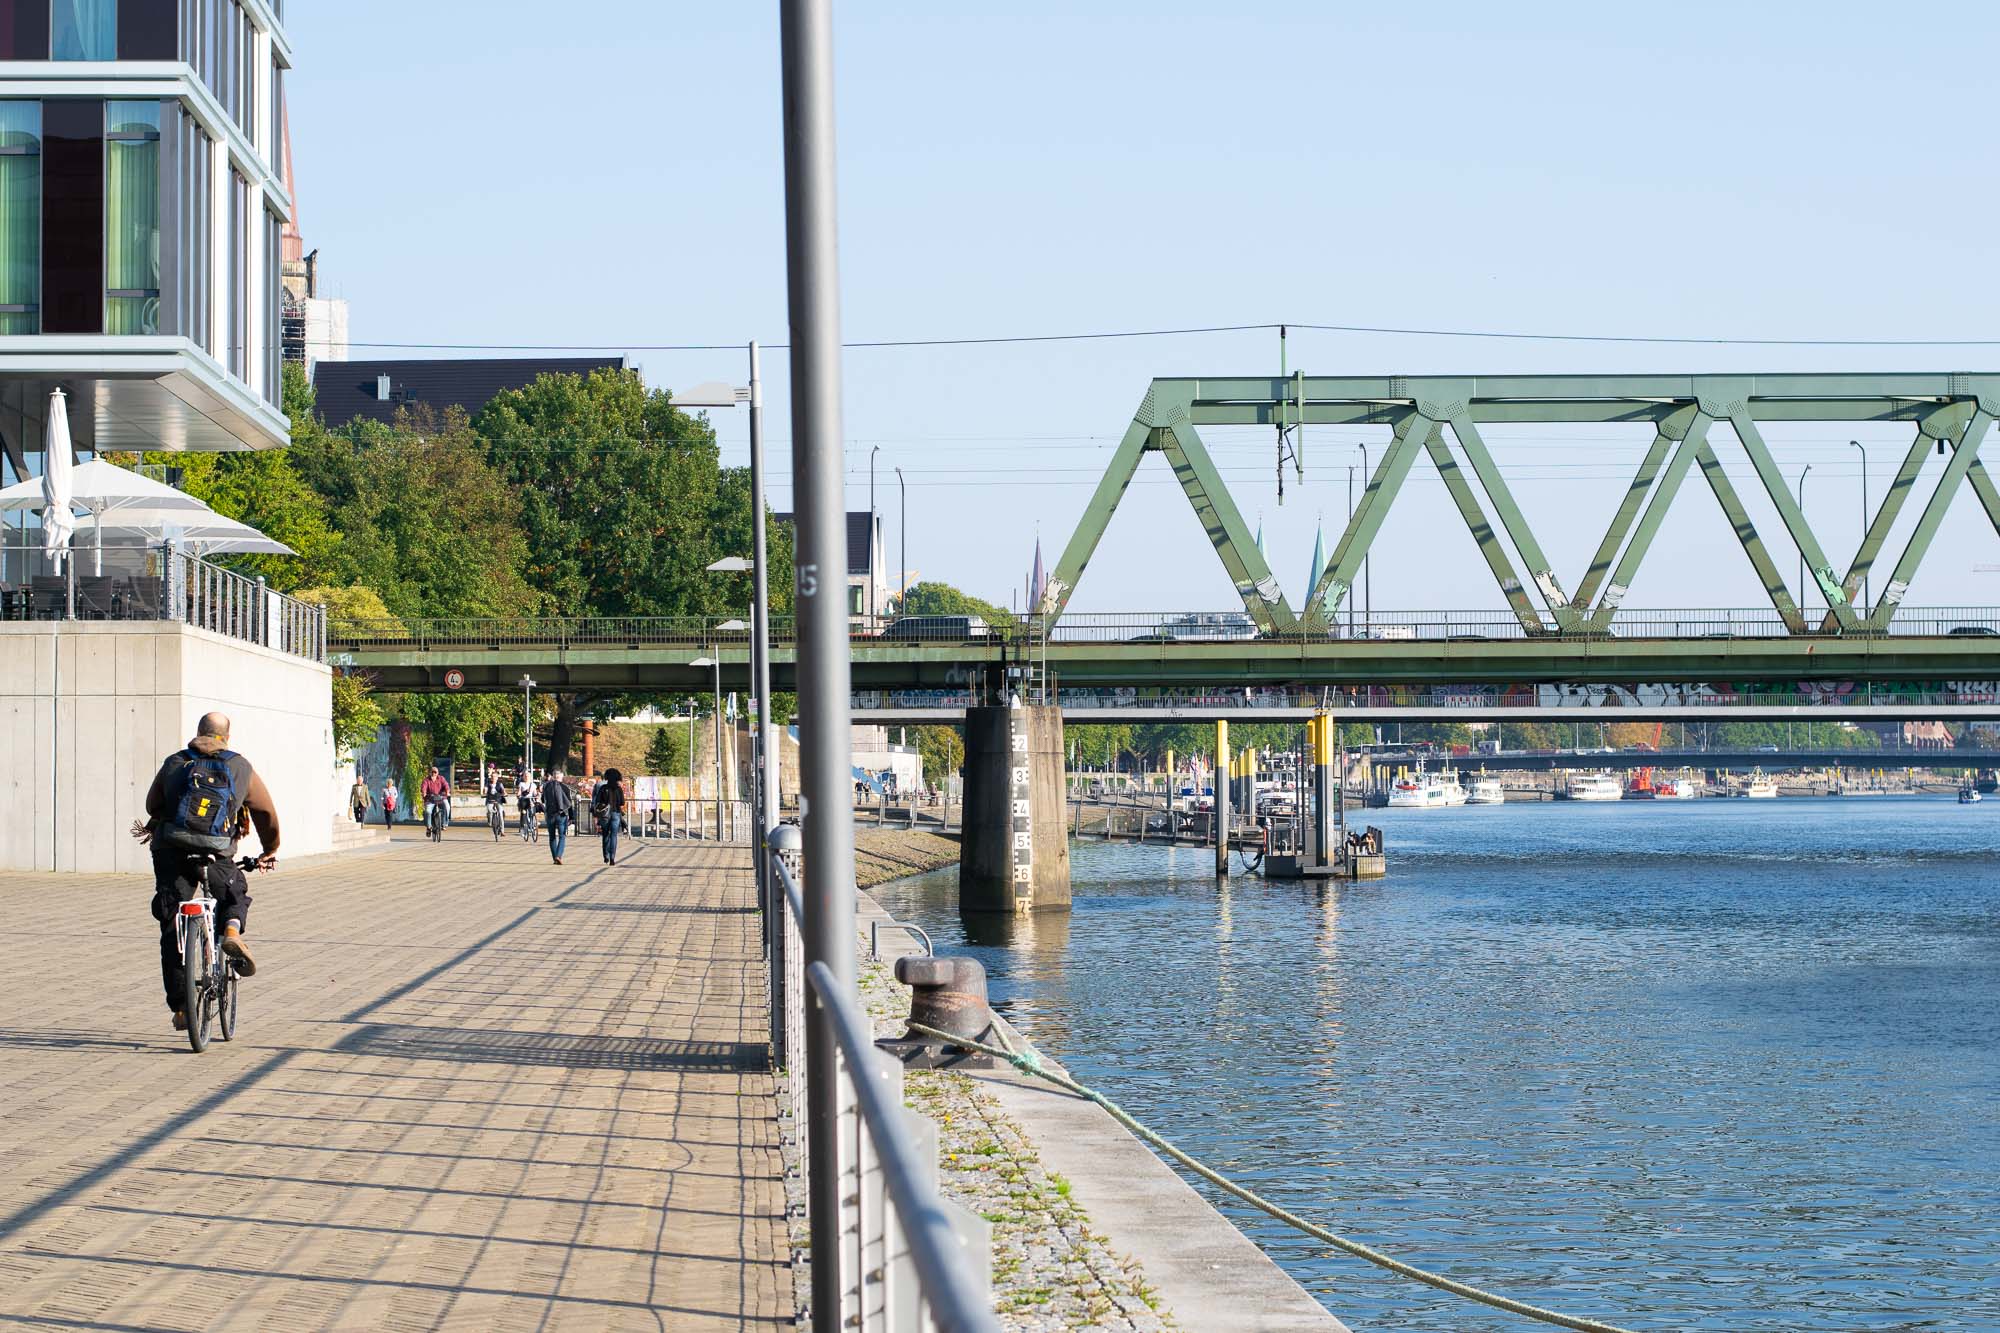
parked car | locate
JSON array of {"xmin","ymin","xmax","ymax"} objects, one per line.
[
  {"xmin": 882, "ymin": 614, "xmax": 989, "ymax": 640},
  {"xmin": 1147, "ymin": 611, "xmax": 1258, "ymax": 642},
  {"xmin": 1947, "ymin": 624, "xmax": 2000, "ymax": 637}
]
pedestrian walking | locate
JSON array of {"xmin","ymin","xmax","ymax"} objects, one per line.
[
  {"xmin": 541, "ymin": 767, "xmax": 574, "ymax": 865},
  {"xmin": 381, "ymin": 778, "xmax": 399, "ymax": 827},
  {"xmin": 349, "ymin": 775, "xmax": 369, "ymax": 824},
  {"xmin": 593, "ymin": 767, "xmax": 628, "ymax": 865}
]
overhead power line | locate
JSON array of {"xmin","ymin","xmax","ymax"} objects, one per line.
[{"xmin": 303, "ymin": 320, "xmax": 2000, "ymax": 353}]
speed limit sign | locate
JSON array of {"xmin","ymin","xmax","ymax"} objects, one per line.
[{"xmin": 443, "ymin": 668, "xmax": 466, "ymax": 691}]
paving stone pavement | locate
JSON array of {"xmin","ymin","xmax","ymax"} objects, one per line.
[{"xmin": 0, "ymin": 826, "xmax": 787, "ymax": 1331}]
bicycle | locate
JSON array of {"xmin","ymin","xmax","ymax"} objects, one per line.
[
  {"xmin": 175, "ymin": 856, "xmax": 260, "ymax": 1054},
  {"xmin": 487, "ymin": 798, "xmax": 505, "ymax": 841},
  {"xmin": 426, "ymin": 797, "xmax": 448, "ymax": 842},
  {"xmin": 521, "ymin": 801, "xmax": 540, "ymax": 843}
]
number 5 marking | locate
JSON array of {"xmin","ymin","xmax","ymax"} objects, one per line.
[{"xmin": 798, "ymin": 564, "xmax": 818, "ymax": 598}]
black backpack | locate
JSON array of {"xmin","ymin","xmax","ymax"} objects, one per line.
[{"xmin": 159, "ymin": 748, "xmax": 244, "ymax": 854}]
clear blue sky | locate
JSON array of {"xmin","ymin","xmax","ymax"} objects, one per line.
[{"xmin": 287, "ymin": 2, "xmax": 2000, "ymax": 617}]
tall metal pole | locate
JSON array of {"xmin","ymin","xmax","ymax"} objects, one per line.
[
  {"xmin": 1797, "ymin": 464, "xmax": 1813, "ymax": 608},
  {"xmin": 1850, "ymin": 440, "xmax": 1868, "ymax": 613},
  {"xmin": 895, "ymin": 464, "xmax": 906, "ymax": 610},
  {"xmin": 869, "ymin": 444, "xmax": 880, "ymax": 631},
  {"xmin": 520, "ymin": 675, "xmax": 536, "ymax": 777},
  {"xmin": 1345, "ymin": 464, "xmax": 1354, "ymax": 638},
  {"xmin": 779, "ymin": 3, "xmax": 858, "ymax": 1326},
  {"xmin": 1358, "ymin": 442, "xmax": 1371, "ymax": 629},
  {"xmin": 749, "ymin": 341, "xmax": 776, "ymax": 909}
]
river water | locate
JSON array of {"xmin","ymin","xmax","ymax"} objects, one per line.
[{"xmin": 871, "ymin": 797, "xmax": 2000, "ymax": 1332}]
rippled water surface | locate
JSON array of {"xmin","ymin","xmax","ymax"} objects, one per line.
[{"xmin": 871, "ymin": 798, "xmax": 2000, "ymax": 1331}]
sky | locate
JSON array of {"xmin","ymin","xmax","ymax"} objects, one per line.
[{"xmin": 286, "ymin": 1, "xmax": 2000, "ymax": 618}]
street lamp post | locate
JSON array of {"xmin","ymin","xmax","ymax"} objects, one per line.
[
  {"xmin": 679, "ymin": 355, "xmax": 771, "ymax": 889},
  {"xmin": 894, "ymin": 464, "xmax": 906, "ymax": 611},
  {"xmin": 780, "ymin": 2, "xmax": 863, "ymax": 1319},
  {"xmin": 1849, "ymin": 440, "xmax": 1869, "ymax": 612},
  {"xmin": 1345, "ymin": 464, "xmax": 1354, "ymax": 638},
  {"xmin": 518, "ymin": 674, "xmax": 537, "ymax": 778},
  {"xmin": 1357, "ymin": 442, "xmax": 1371, "ymax": 629},
  {"xmin": 870, "ymin": 444, "xmax": 881, "ymax": 631},
  {"xmin": 1797, "ymin": 464, "xmax": 1813, "ymax": 609}
]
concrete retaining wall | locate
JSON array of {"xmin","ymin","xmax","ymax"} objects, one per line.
[{"xmin": 1, "ymin": 621, "xmax": 334, "ymax": 873}]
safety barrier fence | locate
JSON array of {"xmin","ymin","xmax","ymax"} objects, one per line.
[
  {"xmin": 605, "ymin": 798, "xmax": 754, "ymax": 845},
  {"xmin": 768, "ymin": 840, "xmax": 996, "ymax": 1333},
  {"xmin": 1, "ymin": 542, "xmax": 326, "ymax": 662},
  {"xmin": 326, "ymin": 606, "xmax": 2000, "ymax": 649}
]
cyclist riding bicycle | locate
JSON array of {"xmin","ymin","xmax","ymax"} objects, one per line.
[
  {"xmin": 518, "ymin": 772, "xmax": 541, "ymax": 843},
  {"xmin": 134, "ymin": 712, "xmax": 278, "ymax": 1032},
  {"xmin": 482, "ymin": 765, "xmax": 509, "ymax": 840},
  {"xmin": 421, "ymin": 765, "xmax": 451, "ymax": 839}
]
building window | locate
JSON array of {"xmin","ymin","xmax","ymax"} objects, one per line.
[
  {"xmin": 0, "ymin": 3, "xmax": 51, "ymax": 60},
  {"xmin": 0, "ymin": 102, "xmax": 39, "ymax": 335},
  {"xmin": 50, "ymin": 0, "xmax": 115, "ymax": 60},
  {"xmin": 104, "ymin": 99, "xmax": 158, "ymax": 334}
]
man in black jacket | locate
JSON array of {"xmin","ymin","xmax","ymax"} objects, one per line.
[
  {"xmin": 541, "ymin": 768, "xmax": 575, "ymax": 865},
  {"xmin": 136, "ymin": 712, "xmax": 279, "ymax": 1030}
]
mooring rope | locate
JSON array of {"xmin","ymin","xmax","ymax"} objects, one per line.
[{"xmin": 907, "ymin": 1020, "xmax": 1642, "ymax": 1333}]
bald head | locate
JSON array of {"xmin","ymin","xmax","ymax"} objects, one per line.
[{"xmin": 196, "ymin": 712, "xmax": 232, "ymax": 742}]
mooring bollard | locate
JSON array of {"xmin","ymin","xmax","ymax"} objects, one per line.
[{"xmin": 877, "ymin": 954, "xmax": 998, "ymax": 1069}]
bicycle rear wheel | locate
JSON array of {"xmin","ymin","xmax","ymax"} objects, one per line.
[
  {"xmin": 217, "ymin": 964, "xmax": 238, "ymax": 1041},
  {"xmin": 183, "ymin": 925, "xmax": 210, "ymax": 1053}
]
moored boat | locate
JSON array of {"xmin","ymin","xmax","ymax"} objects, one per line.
[{"xmin": 1565, "ymin": 772, "xmax": 1624, "ymax": 802}]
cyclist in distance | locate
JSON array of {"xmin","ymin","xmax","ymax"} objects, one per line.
[
  {"xmin": 134, "ymin": 712, "xmax": 278, "ymax": 1031},
  {"xmin": 420, "ymin": 764, "xmax": 451, "ymax": 838},
  {"xmin": 482, "ymin": 764, "xmax": 509, "ymax": 840}
]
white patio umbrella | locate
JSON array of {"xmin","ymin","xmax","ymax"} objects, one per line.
[
  {"xmin": 39, "ymin": 388, "xmax": 74, "ymax": 571},
  {"xmin": 90, "ymin": 506, "xmax": 296, "ymax": 557},
  {"xmin": 0, "ymin": 452, "xmax": 213, "ymax": 574}
]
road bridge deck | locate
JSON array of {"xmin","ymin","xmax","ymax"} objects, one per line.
[{"xmin": 0, "ymin": 831, "xmax": 786, "ymax": 1331}]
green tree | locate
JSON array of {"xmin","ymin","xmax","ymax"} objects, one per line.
[
  {"xmin": 894, "ymin": 580, "xmax": 1017, "ymax": 634},
  {"xmin": 913, "ymin": 725, "xmax": 965, "ymax": 787},
  {"xmin": 646, "ymin": 724, "xmax": 689, "ymax": 776},
  {"xmin": 328, "ymin": 671, "xmax": 385, "ymax": 759},
  {"xmin": 473, "ymin": 368, "xmax": 732, "ymax": 758}
]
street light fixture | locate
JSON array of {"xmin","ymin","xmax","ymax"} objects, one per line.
[
  {"xmin": 893, "ymin": 464, "xmax": 906, "ymax": 612},
  {"xmin": 869, "ymin": 444, "xmax": 881, "ymax": 629},
  {"xmin": 1797, "ymin": 464, "xmax": 1813, "ymax": 609},
  {"xmin": 680, "ymin": 350, "xmax": 775, "ymax": 901},
  {"xmin": 518, "ymin": 674, "xmax": 537, "ymax": 777},
  {"xmin": 1849, "ymin": 440, "xmax": 1869, "ymax": 612}
]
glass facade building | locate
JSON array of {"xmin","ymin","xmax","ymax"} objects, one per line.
[{"xmin": 0, "ymin": 0, "xmax": 292, "ymax": 497}]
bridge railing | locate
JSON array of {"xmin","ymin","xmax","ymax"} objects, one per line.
[
  {"xmin": 767, "ymin": 839, "xmax": 996, "ymax": 1331},
  {"xmin": 325, "ymin": 607, "xmax": 2000, "ymax": 649}
]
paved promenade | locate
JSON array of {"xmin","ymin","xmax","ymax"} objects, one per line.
[{"xmin": 0, "ymin": 827, "xmax": 787, "ymax": 1331}]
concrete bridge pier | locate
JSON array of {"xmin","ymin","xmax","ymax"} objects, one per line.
[{"xmin": 960, "ymin": 701, "xmax": 1071, "ymax": 913}]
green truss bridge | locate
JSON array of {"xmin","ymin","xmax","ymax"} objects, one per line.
[
  {"xmin": 329, "ymin": 608, "xmax": 2000, "ymax": 705},
  {"xmin": 329, "ymin": 372, "xmax": 2000, "ymax": 705}
]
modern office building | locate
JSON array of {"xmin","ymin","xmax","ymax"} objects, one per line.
[
  {"xmin": 0, "ymin": 0, "xmax": 294, "ymax": 485},
  {"xmin": 0, "ymin": 4, "xmax": 332, "ymax": 875}
]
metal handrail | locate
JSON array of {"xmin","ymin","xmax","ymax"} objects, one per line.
[{"xmin": 770, "ymin": 851, "xmax": 996, "ymax": 1332}]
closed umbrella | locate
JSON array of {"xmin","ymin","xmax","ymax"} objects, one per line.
[{"xmin": 39, "ymin": 388, "xmax": 74, "ymax": 573}]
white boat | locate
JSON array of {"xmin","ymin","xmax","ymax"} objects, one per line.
[
  {"xmin": 1652, "ymin": 776, "xmax": 1703, "ymax": 800},
  {"xmin": 1959, "ymin": 785, "xmax": 1982, "ymax": 804},
  {"xmin": 1738, "ymin": 771, "xmax": 1779, "ymax": 799},
  {"xmin": 1565, "ymin": 772, "xmax": 1624, "ymax": 802},
  {"xmin": 1466, "ymin": 776, "xmax": 1506, "ymax": 805},
  {"xmin": 1387, "ymin": 767, "xmax": 1469, "ymax": 808}
]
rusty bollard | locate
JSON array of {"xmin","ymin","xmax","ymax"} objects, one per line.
[{"xmin": 875, "ymin": 954, "xmax": 998, "ymax": 1069}]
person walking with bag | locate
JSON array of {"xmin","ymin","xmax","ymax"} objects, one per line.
[
  {"xmin": 541, "ymin": 767, "xmax": 574, "ymax": 866},
  {"xmin": 381, "ymin": 778, "xmax": 399, "ymax": 828},
  {"xmin": 593, "ymin": 767, "xmax": 628, "ymax": 865}
]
